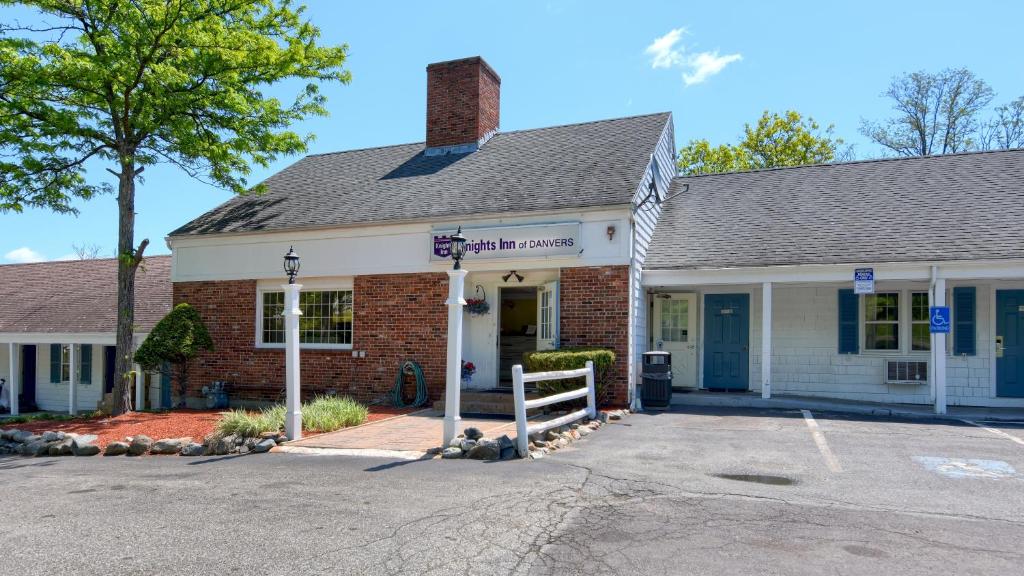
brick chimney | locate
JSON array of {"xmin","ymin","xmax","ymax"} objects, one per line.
[{"xmin": 425, "ymin": 56, "xmax": 501, "ymax": 154}]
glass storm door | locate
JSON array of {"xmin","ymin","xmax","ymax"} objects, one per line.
[
  {"xmin": 537, "ymin": 281, "xmax": 559, "ymax": 351},
  {"xmin": 654, "ymin": 294, "xmax": 698, "ymax": 388}
]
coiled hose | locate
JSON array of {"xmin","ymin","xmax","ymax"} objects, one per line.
[{"xmin": 391, "ymin": 360, "xmax": 428, "ymax": 408}]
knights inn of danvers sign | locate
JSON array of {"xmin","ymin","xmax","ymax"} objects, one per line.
[{"xmin": 431, "ymin": 222, "xmax": 581, "ymax": 261}]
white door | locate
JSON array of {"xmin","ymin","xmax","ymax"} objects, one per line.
[
  {"xmin": 537, "ymin": 281, "xmax": 559, "ymax": 351},
  {"xmin": 653, "ymin": 293, "xmax": 697, "ymax": 388}
]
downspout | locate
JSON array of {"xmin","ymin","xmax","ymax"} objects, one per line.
[{"xmin": 929, "ymin": 265, "xmax": 938, "ymax": 405}]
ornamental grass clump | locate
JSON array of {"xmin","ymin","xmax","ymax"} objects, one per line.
[
  {"xmin": 215, "ymin": 405, "xmax": 285, "ymax": 438},
  {"xmin": 301, "ymin": 396, "xmax": 368, "ymax": 432}
]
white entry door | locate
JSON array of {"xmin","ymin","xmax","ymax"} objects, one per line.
[
  {"xmin": 537, "ymin": 281, "xmax": 559, "ymax": 351},
  {"xmin": 653, "ymin": 293, "xmax": 697, "ymax": 388}
]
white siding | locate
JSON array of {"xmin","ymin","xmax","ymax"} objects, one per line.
[
  {"xmin": 34, "ymin": 344, "xmax": 104, "ymax": 413},
  {"xmin": 630, "ymin": 116, "xmax": 675, "ymax": 404}
]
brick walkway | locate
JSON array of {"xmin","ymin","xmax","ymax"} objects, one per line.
[{"xmin": 288, "ymin": 409, "xmax": 519, "ymax": 452}]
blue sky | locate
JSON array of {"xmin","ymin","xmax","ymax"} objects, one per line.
[{"xmin": 2, "ymin": 0, "xmax": 1022, "ymax": 263}]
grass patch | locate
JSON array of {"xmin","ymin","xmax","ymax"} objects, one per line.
[
  {"xmin": 1, "ymin": 411, "xmax": 101, "ymax": 425},
  {"xmin": 214, "ymin": 396, "xmax": 367, "ymax": 437}
]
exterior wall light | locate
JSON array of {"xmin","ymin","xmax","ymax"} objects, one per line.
[
  {"xmin": 450, "ymin": 227, "xmax": 468, "ymax": 270},
  {"xmin": 283, "ymin": 246, "xmax": 300, "ymax": 283}
]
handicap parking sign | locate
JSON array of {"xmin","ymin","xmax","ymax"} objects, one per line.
[{"xmin": 929, "ymin": 306, "xmax": 951, "ymax": 334}]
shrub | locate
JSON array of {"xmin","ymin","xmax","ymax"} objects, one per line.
[
  {"xmin": 134, "ymin": 303, "xmax": 214, "ymax": 407},
  {"xmin": 214, "ymin": 396, "xmax": 367, "ymax": 437},
  {"xmin": 522, "ymin": 347, "xmax": 616, "ymax": 406}
]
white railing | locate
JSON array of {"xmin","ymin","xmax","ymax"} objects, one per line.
[{"xmin": 512, "ymin": 360, "xmax": 597, "ymax": 458}]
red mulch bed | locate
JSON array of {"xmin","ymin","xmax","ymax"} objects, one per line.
[{"xmin": 8, "ymin": 406, "xmax": 420, "ymax": 452}]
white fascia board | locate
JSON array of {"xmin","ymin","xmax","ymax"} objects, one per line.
[
  {"xmin": 642, "ymin": 259, "xmax": 1024, "ymax": 287},
  {"xmin": 0, "ymin": 332, "xmax": 135, "ymax": 345}
]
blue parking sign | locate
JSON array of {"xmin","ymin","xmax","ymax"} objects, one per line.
[{"xmin": 929, "ymin": 306, "xmax": 951, "ymax": 334}]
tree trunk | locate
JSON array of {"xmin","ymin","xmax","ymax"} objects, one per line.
[{"xmin": 111, "ymin": 160, "xmax": 147, "ymax": 415}]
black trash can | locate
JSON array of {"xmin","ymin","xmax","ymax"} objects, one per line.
[{"xmin": 641, "ymin": 351, "xmax": 673, "ymax": 409}]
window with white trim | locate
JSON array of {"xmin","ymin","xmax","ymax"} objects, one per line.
[
  {"xmin": 862, "ymin": 290, "xmax": 930, "ymax": 353},
  {"xmin": 59, "ymin": 345, "xmax": 71, "ymax": 382},
  {"xmin": 259, "ymin": 289, "xmax": 353, "ymax": 347},
  {"xmin": 864, "ymin": 292, "xmax": 899, "ymax": 351}
]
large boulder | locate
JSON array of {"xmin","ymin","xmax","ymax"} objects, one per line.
[
  {"xmin": 466, "ymin": 439, "xmax": 501, "ymax": 460},
  {"xmin": 25, "ymin": 440, "xmax": 51, "ymax": 457},
  {"xmin": 150, "ymin": 438, "xmax": 190, "ymax": 455},
  {"xmin": 41, "ymin": 431, "xmax": 65, "ymax": 442},
  {"xmin": 252, "ymin": 438, "xmax": 276, "ymax": 453},
  {"xmin": 104, "ymin": 441, "xmax": 130, "ymax": 456},
  {"xmin": 181, "ymin": 442, "xmax": 205, "ymax": 456},
  {"xmin": 127, "ymin": 435, "xmax": 153, "ymax": 456},
  {"xmin": 71, "ymin": 435, "xmax": 100, "ymax": 456},
  {"xmin": 209, "ymin": 435, "xmax": 236, "ymax": 456},
  {"xmin": 9, "ymin": 430, "xmax": 32, "ymax": 443}
]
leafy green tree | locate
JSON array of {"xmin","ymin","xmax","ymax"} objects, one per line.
[
  {"xmin": 979, "ymin": 96, "xmax": 1024, "ymax": 151},
  {"xmin": 678, "ymin": 110, "xmax": 847, "ymax": 175},
  {"xmin": 0, "ymin": 1, "xmax": 350, "ymax": 414},
  {"xmin": 860, "ymin": 68, "xmax": 994, "ymax": 156},
  {"xmin": 134, "ymin": 303, "xmax": 213, "ymax": 408}
]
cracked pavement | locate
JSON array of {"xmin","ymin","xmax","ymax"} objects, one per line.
[{"xmin": 2, "ymin": 406, "xmax": 1023, "ymax": 575}]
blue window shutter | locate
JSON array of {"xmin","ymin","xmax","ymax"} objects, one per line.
[
  {"xmin": 50, "ymin": 344, "xmax": 62, "ymax": 383},
  {"xmin": 953, "ymin": 287, "xmax": 976, "ymax": 356},
  {"xmin": 80, "ymin": 344, "xmax": 93, "ymax": 384},
  {"xmin": 837, "ymin": 289, "xmax": 859, "ymax": 354}
]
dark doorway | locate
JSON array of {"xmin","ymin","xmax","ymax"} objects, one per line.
[
  {"xmin": 498, "ymin": 287, "xmax": 539, "ymax": 387},
  {"xmin": 20, "ymin": 345, "xmax": 37, "ymax": 410},
  {"xmin": 104, "ymin": 345, "xmax": 117, "ymax": 394}
]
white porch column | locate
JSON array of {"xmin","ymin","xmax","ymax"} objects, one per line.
[
  {"xmin": 283, "ymin": 282, "xmax": 303, "ymax": 441},
  {"xmin": 761, "ymin": 282, "xmax": 773, "ymax": 399},
  {"xmin": 68, "ymin": 344, "xmax": 77, "ymax": 415},
  {"xmin": 933, "ymin": 276, "xmax": 947, "ymax": 415},
  {"xmin": 8, "ymin": 342, "xmax": 18, "ymax": 416},
  {"xmin": 443, "ymin": 269, "xmax": 468, "ymax": 447},
  {"xmin": 134, "ymin": 362, "xmax": 143, "ymax": 411}
]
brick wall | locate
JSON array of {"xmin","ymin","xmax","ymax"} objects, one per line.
[
  {"xmin": 173, "ymin": 273, "xmax": 449, "ymax": 406},
  {"xmin": 559, "ymin": 266, "xmax": 631, "ymax": 406},
  {"xmin": 426, "ymin": 56, "xmax": 500, "ymax": 148}
]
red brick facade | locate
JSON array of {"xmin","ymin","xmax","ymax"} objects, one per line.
[
  {"xmin": 426, "ymin": 56, "xmax": 501, "ymax": 148},
  {"xmin": 173, "ymin": 273, "xmax": 450, "ymax": 405},
  {"xmin": 559, "ymin": 266, "xmax": 631, "ymax": 406},
  {"xmin": 173, "ymin": 265, "xmax": 630, "ymax": 407}
]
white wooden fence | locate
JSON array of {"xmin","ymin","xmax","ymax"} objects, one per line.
[{"xmin": 511, "ymin": 360, "xmax": 597, "ymax": 458}]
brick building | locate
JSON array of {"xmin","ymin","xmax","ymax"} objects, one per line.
[{"xmin": 168, "ymin": 56, "xmax": 675, "ymax": 409}]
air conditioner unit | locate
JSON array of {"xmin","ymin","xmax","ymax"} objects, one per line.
[{"xmin": 885, "ymin": 360, "xmax": 928, "ymax": 385}]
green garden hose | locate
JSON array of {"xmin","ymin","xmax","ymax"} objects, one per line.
[{"xmin": 392, "ymin": 360, "xmax": 428, "ymax": 408}]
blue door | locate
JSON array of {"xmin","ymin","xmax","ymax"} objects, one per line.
[
  {"xmin": 703, "ymin": 294, "xmax": 750, "ymax": 391},
  {"xmin": 996, "ymin": 290, "xmax": 1024, "ymax": 398}
]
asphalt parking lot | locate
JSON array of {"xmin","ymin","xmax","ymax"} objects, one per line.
[{"xmin": 2, "ymin": 406, "xmax": 1023, "ymax": 575}]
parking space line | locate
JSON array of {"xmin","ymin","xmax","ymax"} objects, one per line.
[
  {"xmin": 801, "ymin": 410, "xmax": 843, "ymax": 473},
  {"xmin": 960, "ymin": 419, "xmax": 1024, "ymax": 447}
]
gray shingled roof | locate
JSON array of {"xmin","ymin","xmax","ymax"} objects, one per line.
[
  {"xmin": 646, "ymin": 150, "xmax": 1024, "ymax": 270},
  {"xmin": 171, "ymin": 113, "xmax": 671, "ymax": 236},
  {"xmin": 0, "ymin": 256, "xmax": 172, "ymax": 334}
]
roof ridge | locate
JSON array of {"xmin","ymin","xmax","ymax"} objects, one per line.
[
  {"xmin": 675, "ymin": 147, "xmax": 1024, "ymax": 180},
  {"xmin": 303, "ymin": 112, "xmax": 673, "ymax": 159},
  {"xmin": 0, "ymin": 253, "xmax": 171, "ymax": 269}
]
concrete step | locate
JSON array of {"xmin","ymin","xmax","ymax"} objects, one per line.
[{"xmin": 433, "ymin": 389, "xmax": 541, "ymax": 416}]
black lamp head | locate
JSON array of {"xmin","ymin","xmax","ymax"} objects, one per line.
[
  {"xmin": 450, "ymin": 227, "xmax": 468, "ymax": 269},
  {"xmin": 283, "ymin": 246, "xmax": 300, "ymax": 283}
]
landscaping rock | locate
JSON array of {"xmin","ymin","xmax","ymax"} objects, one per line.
[
  {"xmin": 441, "ymin": 447, "xmax": 463, "ymax": 459},
  {"xmin": 466, "ymin": 439, "xmax": 501, "ymax": 460},
  {"xmin": 496, "ymin": 435, "xmax": 516, "ymax": 460},
  {"xmin": 26, "ymin": 440, "xmax": 51, "ymax": 457},
  {"xmin": 243, "ymin": 437, "xmax": 258, "ymax": 450},
  {"xmin": 577, "ymin": 426, "xmax": 592, "ymax": 437},
  {"xmin": 151, "ymin": 438, "xmax": 190, "ymax": 455},
  {"xmin": 23, "ymin": 434, "xmax": 42, "ymax": 445},
  {"xmin": 449, "ymin": 437, "xmax": 462, "ymax": 448},
  {"xmin": 459, "ymin": 438, "xmax": 478, "ymax": 452},
  {"xmin": 72, "ymin": 435, "xmax": 100, "ymax": 456},
  {"xmin": 253, "ymin": 438, "xmax": 276, "ymax": 453},
  {"xmin": 41, "ymin": 431, "xmax": 65, "ymax": 442},
  {"xmin": 528, "ymin": 450, "xmax": 545, "ymax": 460},
  {"xmin": 463, "ymin": 426, "xmax": 483, "ymax": 441},
  {"xmin": 127, "ymin": 435, "xmax": 153, "ymax": 456},
  {"xmin": 181, "ymin": 442, "xmax": 205, "ymax": 456},
  {"xmin": 105, "ymin": 442, "xmax": 130, "ymax": 456},
  {"xmin": 9, "ymin": 430, "xmax": 32, "ymax": 443},
  {"xmin": 545, "ymin": 429, "xmax": 560, "ymax": 442},
  {"xmin": 532, "ymin": 439, "xmax": 549, "ymax": 448},
  {"xmin": 238, "ymin": 445, "xmax": 250, "ymax": 455},
  {"xmin": 608, "ymin": 411, "xmax": 622, "ymax": 421},
  {"xmin": 212, "ymin": 435, "xmax": 236, "ymax": 455}
]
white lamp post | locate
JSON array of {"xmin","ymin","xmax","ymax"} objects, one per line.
[
  {"xmin": 443, "ymin": 227, "xmax": 468, "ymax": 446},
  {"xmin": 283, "ymin": 247, "xmax": 303, "ymax": 441}
]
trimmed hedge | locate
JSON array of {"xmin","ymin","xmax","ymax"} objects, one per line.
[{"xmin": 522, "ymin": 347, "xmax": 616, "ymax": 406}]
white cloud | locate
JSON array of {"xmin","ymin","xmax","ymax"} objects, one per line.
[
  {"xmin": 55, "ymin": 253, "xmax": 78, "ymax": 261},
  {"xmin": 645, "ymin": 28, "xmax": 686, "ymax": 69},
  {"xmin": 683, "ymin": 51, "xmax": 743, "ymax": 86},
  {"xmin": 645, "ymin": 28, "xmax": 742, "ymax": 87},
  {"xmin": 4, "ymin": 247, "xmax": 46, "ymax": 263}
]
